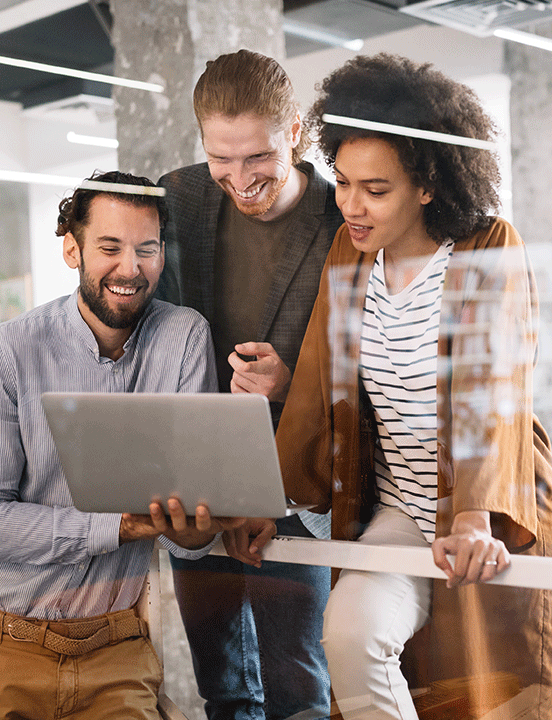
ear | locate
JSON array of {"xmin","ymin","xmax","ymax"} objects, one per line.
[
  {"xmin": 289, "ymin": 113, "xmax": 302, "ymax": 149},
  {"xmin": 63, "ymin": 233, "xmax": 82, "ymax": 269},
  {"xmin": 420, "ymin": 187, "xmax": 434, "ymax": 206},
  {"xmin": 159, "ymin": 240, "xmax": 165, "ymax": 272}
]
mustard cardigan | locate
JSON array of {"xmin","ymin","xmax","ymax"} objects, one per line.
[{"xmin": 276, "ymin": 217, "xmax": 552, "ymax": 709}]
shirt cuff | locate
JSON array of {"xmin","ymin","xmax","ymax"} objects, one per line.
[
  {"xmin": 298, "ymin": 508, "xmax": 332, "ymax": 540},
  {"xmin": 89, "ymin": 513, "xmax": 123, "ymax": 556},
  {"xmin": 158, "ymin": 531, "xmax": 222, "ymax": 559}
]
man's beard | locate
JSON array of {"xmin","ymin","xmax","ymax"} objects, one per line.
[
  {"xmin": 78, "ymin": 263, "xmax": 155, "ymax": 330},
  {"xmin": 225, "ymin": 163, "xmax": 291, "ymax": 217}
]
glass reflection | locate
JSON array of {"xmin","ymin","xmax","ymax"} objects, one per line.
[{"xmin": 0, "ymin": 4, "xmax": 552, "ymax": 719}]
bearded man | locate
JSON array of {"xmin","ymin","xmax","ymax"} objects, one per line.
[{"xmin": 157, "ymin": 49, "xmax": 343, "ymax": 720}]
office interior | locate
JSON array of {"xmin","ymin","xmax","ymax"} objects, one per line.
[{"xmin": 1, "ymin": 1, "xmax": 552, "ymax": 717}]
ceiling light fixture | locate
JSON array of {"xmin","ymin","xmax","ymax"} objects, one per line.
[
  {"xmin": 67, "ymin": 131, "xmax": 119, "ymax": 149},
  {"xmin": 0, "ymin": 0, "xmax": 83, "ymax": 35},
  {"xmin": 283, "ymin": 20, "xmax": 363, "ymax": 51},
  {"xmin": 79, "ymin": 180, "xmax": 165, "ymax": 196},
  {"xmin": 493, "ymin": 27, "xmax": 552, "ymax": 52},
  {"xmin": 0, "ymin": 169, "xmax": 82, "ymax": 186},
  {"xmin": 0, "ymin": 54, "xmax": 164, "ymax": 92},
  {"xmin": 322, "ymin": 114, "xmax": 496, "ymax": 150},
  {"xmin": 0, "ymin": 170, "xmax": 167, "ymax": 196}
]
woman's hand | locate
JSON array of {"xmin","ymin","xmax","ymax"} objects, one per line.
[{"xmin": 432, "ymin": 510, "xmax": 510, "ymax": 588}]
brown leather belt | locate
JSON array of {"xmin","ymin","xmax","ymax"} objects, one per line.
[{"xmin": 0, "ymin": 607, "xmax": 148, "ymax": 656}]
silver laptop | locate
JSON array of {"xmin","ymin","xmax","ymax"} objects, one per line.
[{"xmin": 41, "ymin": 392, "xmax": 289, "ymax": 518}]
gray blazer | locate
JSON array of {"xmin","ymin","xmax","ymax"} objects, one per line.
[{"xmin": 157, "ymin": 161, "xmax": 343, "ymax": 418}]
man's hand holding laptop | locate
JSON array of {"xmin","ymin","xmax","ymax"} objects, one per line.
[{"xmin": 120, "ymin": 499, "xmax": 277, "ymax": 557}]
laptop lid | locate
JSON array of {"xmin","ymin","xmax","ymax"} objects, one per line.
[{"xmin": 41, "ymin": 392, "xmax": 288, "ymax": 518}]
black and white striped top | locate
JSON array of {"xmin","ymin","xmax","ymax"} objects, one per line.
[{"xmin": 359, "ymin": 242, "xmax": 454, "ymax": 541}]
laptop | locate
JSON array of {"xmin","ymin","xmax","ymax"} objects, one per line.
[{"xmin": 41, "ymin": 392, "xmax": 290, "ymax": 518}]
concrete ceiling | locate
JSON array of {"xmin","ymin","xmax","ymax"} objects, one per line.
[
  {"xmin": 0, "ymin": 0, "xmax": 423, "ymax": 109},
  {"xmin": 2, "ymin": 0, "xmax": 552, "ymax": 110}
]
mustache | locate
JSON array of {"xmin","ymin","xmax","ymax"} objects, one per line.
[{"xmin": 103, "ymin": 276, "xmax": 147, "ymax": 287}]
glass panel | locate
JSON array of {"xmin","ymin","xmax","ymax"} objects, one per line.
[{"xmin": 1, "ymin": 2, "xmax": 551, "ymax": 719}]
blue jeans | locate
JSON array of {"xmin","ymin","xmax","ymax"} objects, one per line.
[{"xmin": 170, "ymin": 514, "xmax": 331, "ymax": 720}]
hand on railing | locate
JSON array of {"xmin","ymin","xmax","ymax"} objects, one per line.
[
  {"xmin": 209, "ymin": 534, "xmax": 552, "ymax": 590},
  {"xmin": 223, "ymin": 517, "xmax": 278, "ymax": 568},
  {"xmin": 432, "ymin": 510, "xmax": 510, "ymax": 588}
]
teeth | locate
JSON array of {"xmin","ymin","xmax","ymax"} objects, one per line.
[
  {"xmin": 235, "ymin": 184, "xmax": 263, "ymax": 199},
  {"xmin": 108, "ymin": 285, "xmax": 138, "ymax": 296}
]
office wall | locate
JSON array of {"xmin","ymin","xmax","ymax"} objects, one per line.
[{"xmin": 0, "ymin": 99, "xmax": 117, "ymax": 307}]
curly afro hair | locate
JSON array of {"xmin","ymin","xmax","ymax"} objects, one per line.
[{"xmin": 306, "ymin": 53, "xmax": 501, "ymax": 243}]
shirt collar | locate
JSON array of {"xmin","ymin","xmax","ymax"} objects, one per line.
[{"xmin": 63, "ymin": 289, "xmax": 153, "ymax": 362}]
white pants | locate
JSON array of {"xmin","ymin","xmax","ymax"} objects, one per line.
[{"xmin": 322, "ymin": 507, "xmax": 432, "ymax": 720}]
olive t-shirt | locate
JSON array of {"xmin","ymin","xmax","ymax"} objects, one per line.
[{"xmin": 212, "ymin": 195, "xmax": 297, "ymax": 392}]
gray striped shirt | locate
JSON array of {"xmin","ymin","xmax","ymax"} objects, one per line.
[{"xmin": 0, "ymin": 290, "xmax": 218, "ymax": 619}]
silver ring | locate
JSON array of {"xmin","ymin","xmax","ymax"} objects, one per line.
[{"xmin": 484, "ymin": 560, "xmax": 498, "ymax": 566}]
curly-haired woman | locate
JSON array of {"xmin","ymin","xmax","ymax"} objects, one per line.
[{"xmin": 276, "ymin": 54, "xmax": 552, "ymax": 719}]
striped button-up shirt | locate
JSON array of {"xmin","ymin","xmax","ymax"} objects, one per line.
[{"xmin": 0, "ymin": 291, "xmax": 218, "ymax": 619}]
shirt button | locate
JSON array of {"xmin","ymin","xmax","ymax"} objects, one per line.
[{"xmin": 78, "ymin": 563, "xmax": 85, "ymax": 570}]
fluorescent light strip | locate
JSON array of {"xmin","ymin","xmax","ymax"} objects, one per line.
[
  {"xmin": 0, "ymin": 169, "xmax": 82, "ymax": 186},
  {"xmin": 283, "ymin": 21, "xmax": 363, "ymax": 51},
  {"xmin": 322, "ymin": 114, "xmax": 496, "ymax": 150},
  {"xmin": 494, "ymin": 28, "xmax": 552, "ymax": 52},
  {"xmin": 0, "ymin": 171, "xmax": 166, "ymax": 196},
  {"xmin": 67, "ymin": 131, "xmax": 119, "ymax": 149},
  {"xmin": 0, "ymin": 54, "xmax": 164, "ymax": 93},
  {"xmin": 0, "ymin": 0, "xmax": 83, "ymax": 35},
  {"xmin": 80, "ymin": 181, "xmax": 165, "ymax": 197}
]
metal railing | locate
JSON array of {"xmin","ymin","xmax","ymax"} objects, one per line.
[
  {"xmin": 211, "ymin": 535, "xmax": 552, "ymax": 590},
  {"xmin": 149, "ymin": 536, "xmax": 552, "ymax": 719}
]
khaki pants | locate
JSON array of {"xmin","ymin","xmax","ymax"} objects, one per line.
[{"xmin": 0, "ymin": 628, "xmax": 163, "ymax": 719}]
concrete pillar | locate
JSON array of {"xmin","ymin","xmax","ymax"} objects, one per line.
[
  {"xmin": 504, "ymin": 21, "xmax": 552, "ymax": 245},
  {"xmin": 0, "ymin": 182, "xmax": 29, "ymax": 280},
  {"xmin": 0, "ymin": 181, "xmax": 31, "ymax": 321},
  {"xmin": 503, "ymin": 22, "xmax": 552, "ymax": 433},
  {"xmin": 110, "ymin": 0, "xmax": 285, "ymax": 180},
  {"xmin": 109, "ymin": 4, "xmax": 285, "ymax": 716}
]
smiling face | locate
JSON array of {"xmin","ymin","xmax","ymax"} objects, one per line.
[
  {"xmin": 334, "ymin": 137, "xmax": 435, "ymax": 260},
  {"xmin": 202, "ymin": 113, "xmax": 302, "ymax": 221},
  {"xmin": 63, "ymin": 195, "xmax": 164, "ymax": 338}
]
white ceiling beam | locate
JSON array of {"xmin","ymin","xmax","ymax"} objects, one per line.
[{"xmin": 0, "ymin": 0, "xmax": 83, "ymax": 34}]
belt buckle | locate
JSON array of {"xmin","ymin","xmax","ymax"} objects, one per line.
[{"xmin": 7, "ymin": 623, "xmax": 34, "ymax": 643}]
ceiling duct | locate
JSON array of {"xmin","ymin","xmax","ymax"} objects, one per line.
[
  {"xmin": 400, "ymin": 0, "xmax": 552, "ymax": 36},
  {"xmin": 23, "ymin": 94, "xmax": 114, "ymax": 125}
]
